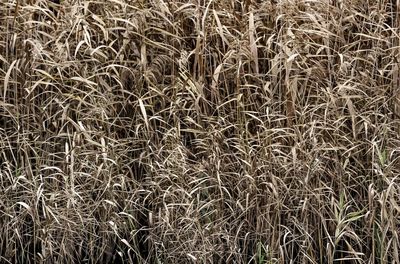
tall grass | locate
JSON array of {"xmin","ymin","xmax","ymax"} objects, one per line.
[{"xmin": 1, "ymin": 0, "xmax": 399, "ymax": 263}]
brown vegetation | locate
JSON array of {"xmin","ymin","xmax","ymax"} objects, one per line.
[{"xmin": 1, "ymin": 0, "xmax": 399, "ymax": 263}]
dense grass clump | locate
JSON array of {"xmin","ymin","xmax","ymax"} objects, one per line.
[{"xmin": 1, "ymin": 0, "xmax": 400, "ymax": 263}]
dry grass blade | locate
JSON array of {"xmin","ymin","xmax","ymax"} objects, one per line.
[{"xmin": 0, "ymin": 0, "xmax": 399, "ymax": 263}]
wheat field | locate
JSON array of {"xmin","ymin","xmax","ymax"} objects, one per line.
[{"xmin": 0, "ymin": 0, "xmax": 399, "ymax": 263}]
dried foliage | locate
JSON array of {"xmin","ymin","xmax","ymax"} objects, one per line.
[{"xmin": 1, "ymin": 0, "xmax": 400, "ymax": 263}]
